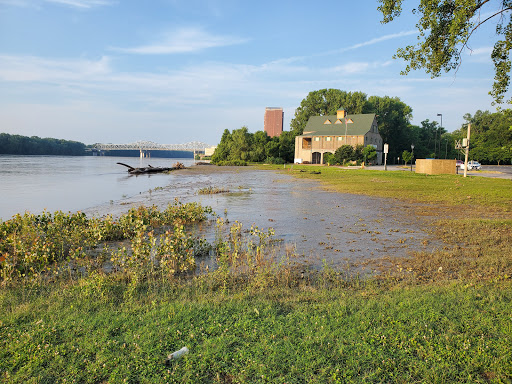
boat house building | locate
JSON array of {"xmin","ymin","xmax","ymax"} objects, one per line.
[{"xmin": 294, "ymin": 109, "xmax": 383, "ymax": 165}]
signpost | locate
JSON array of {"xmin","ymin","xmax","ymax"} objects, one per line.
[{"xmin": 383, "ymin": 143, "xmax": 389, "ymax": 171}]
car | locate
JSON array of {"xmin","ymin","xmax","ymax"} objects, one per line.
[
  {"xmin": 456, "ymin": 160, "xmax": 463, "ymax": 168},
  {"xmin": 467, "ymin": 160, "xmax": 482, "ymax": 170}
]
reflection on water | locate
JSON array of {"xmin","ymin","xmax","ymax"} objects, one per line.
[{"xmin": 86, "ymin": 166, "xmax": 437, "ymax": 269}]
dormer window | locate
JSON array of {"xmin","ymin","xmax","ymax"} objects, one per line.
[{"xmin": 323, "ymin": 119, "xmax": 332, "ymax": 124}]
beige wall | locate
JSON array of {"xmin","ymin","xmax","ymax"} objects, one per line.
[
  {"xmin": 295, "ymin": 135, "xmax": 367, "ymax": 163},
  {"xmin": 415, "ymin": 159, "xmax": 457, "ymax": 175},
  {"xmin": 205, "ymin": 146, "xmax": 217, "ymax": 156}
]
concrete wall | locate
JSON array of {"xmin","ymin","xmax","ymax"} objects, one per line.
[{"xmin": 415, "ymin": 159, "xmax": 456, "ymax": 175}]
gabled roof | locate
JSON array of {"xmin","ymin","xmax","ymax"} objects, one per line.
[{"xmin": 302, "ymin": 113, "xmax": 376, "ymax": 137}]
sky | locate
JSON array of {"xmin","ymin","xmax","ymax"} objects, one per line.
[{"xmin": 0, "ymin": 0, "xmax": 509, "ymax": 147}]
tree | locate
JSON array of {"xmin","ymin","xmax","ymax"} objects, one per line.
[
  {"xmin": 290, "ymin": 89, "xmax": 368, "ymax": 135},
  {"xmin": 378, "ymin": 0, "xmax": 512, "ymax": 104},
  {"xmin": 458, "ymin": 108, "xmax": 512, "ymax": 164},
  {"xmin": 323, "ymin": 152, "xmax": 336, "ymax": 165},
  {"xmin": 402, "ymin": 150, "xmax": 413, "ymax": 165},
  {"xmin": 211, "ymin": 129, "xmax": 233, "ymax": 163},
  {"xmin": 363, "ymin": 145, "xmax": 377, "ymax": 164},
  {"xmin": 364, "ymin": 95, "xmax": 413, "ymax": 159},
  {"xmin": 335, "ymin": 145, "xmax": 354, "ymax": 165}
]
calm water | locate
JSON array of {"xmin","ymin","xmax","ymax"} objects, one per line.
[{"xmin": 0, "ymin": 155, "xmax": 195, "ymax": 221}]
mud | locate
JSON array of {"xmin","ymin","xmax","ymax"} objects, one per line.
[{"xmin": 85, "ymin": 165, "xmax": 442, "ymax": 271}]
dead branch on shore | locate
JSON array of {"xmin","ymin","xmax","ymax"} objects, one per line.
[{"xmin": 117, "ymin": 162, "xmax": 185, "ymax": 175}]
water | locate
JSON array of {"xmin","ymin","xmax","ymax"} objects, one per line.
[
  {"xmin": 0, "ymin": 155, "xmax": 195, "ymax": 221},
  {"xmin": 0, "ymin": 156, "xmax": 438, "ymax": 269}
]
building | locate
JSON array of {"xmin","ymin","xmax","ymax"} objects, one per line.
[
  {"xmin": 204, "ymin": 146, "xmax": 217, "ymax": 157},
  {"xmin": 294, "ymin": 108, "xmax": 383, "ymax": 165},
  {"xmin": 264, "ymin": 107, "xmax": 284, "ymax": 137}
]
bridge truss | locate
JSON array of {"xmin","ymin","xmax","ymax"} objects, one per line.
[{"xmin": 93, "ymin": 140, "xmax": 211, "ymax": 152}]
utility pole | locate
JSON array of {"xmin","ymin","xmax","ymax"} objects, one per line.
[{"xmin": 463, "ymin": 124, "xmax": 471, "ymax": 178}]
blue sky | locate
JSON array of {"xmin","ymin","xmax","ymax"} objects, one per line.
[{"xmin": 0, "ymin": 0, "xmax": 507, "ymax": 146}]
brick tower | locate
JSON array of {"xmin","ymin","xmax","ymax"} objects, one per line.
[{"xmin": 264, "ymin": 107, "xmax": 283, "ymax": 137}]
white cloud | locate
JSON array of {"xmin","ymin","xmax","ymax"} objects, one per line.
[
  {"xmin": 112, "ymin": 27, "xmax": 248, "ymax": 54},
  {"xmin": 0, "ymin": 55, "xmax": 112, "ymax": 82},
  {"xmin": 0, "ymin": 0, "xmax": 114, "ymax": 7},
  {"xmin": 45, "ymin": 0, "xmax": 114, "ymax": 8}
]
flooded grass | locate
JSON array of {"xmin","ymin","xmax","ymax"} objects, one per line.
[
  {"xmin": 1, "ymin": 165, "xmax": 512, "ymax": 382},
  {"xmin": 197, "ymin": 186, "xmax": 230, "ymax": 195}
]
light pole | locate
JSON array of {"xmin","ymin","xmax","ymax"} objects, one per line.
[
  {"xmin": 410, "ymin": 144, "xmax": 414, "ymax": 172},
  {"xmin": 437, "ymin": 113, "xmax": 442, "ymax": 158}
]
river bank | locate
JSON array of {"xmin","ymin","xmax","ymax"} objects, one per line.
[
  {"xmin": 2, "ymin": 164, "xmax": 511, "ymax": 383},
  {"xmin": 83, "ymin": 164, "xmax": 439, "ymax": 272}
]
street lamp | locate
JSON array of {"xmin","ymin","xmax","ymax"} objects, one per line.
[
  {"xmin": 410, "ymin": 144, "xmax": 414, "ymax": 172},
  {"xmin": 437, "ymin": 113, "xmax": 442, "ymax": 158}
]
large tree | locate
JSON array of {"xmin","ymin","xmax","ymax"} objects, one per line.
[
  {"xmin": 461, "ymin": 109, "xmax": 512, "ymax": 164},
  {"xmin": 290, "ymin": 89, "xmax": 368, "ymax": 135},
  {"xmin": 378, "ymin": 0, "xmax": 512, "ymax": 104},
  {"xmin": 364, "ymin": 95, "xmax": 413, "ymax": 159}
]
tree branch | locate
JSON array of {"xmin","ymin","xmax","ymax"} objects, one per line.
[{"xmin": 455, "ymin": 6, "xmax": 512, "ymax": 76}]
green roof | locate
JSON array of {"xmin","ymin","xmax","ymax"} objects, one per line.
[{"xmin": 301, "ymin": 113, "xmax": 376, "ymax": 137}]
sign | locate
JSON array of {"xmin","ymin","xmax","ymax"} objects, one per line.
[{"xmin": 383, "ymin": 143, "xmax": 389, "ymax": 154}]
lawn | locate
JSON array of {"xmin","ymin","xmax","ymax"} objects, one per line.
[{"xmin": 1, "ymin": 166, "xmax": 511, "ymax": 383}]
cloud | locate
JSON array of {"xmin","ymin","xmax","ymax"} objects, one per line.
[
  {"xmin": 341, "ymin": 30, "xmax": 418, "ymax": 53},
  {"xmin": 45, "ymin": 0, "xmax": 114, "ymax": 8},
  {"xmin": 0, "ymin": 55, "xmax": 112, "ymax": 83},
  {"xmin": 112, "ymin": 27, "xmax": 248, "ymax": 54},
  {"xmin": 0, "ymin": 0, "xmax": 114, "ymax": 7}
]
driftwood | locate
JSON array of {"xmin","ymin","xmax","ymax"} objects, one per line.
[{"xmin": 117, "ymin": 162, "xmax": 185, "ymax": 175}]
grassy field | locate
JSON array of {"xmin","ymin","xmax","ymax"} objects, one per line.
[{"xmin": 1, "ymin": 166, "xmax": 512, "ymax": 383}]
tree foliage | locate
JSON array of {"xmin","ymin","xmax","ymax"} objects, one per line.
[
  {"xmin": 402, "ymin": 150, "xmax": 413, "ymax": 165},
  {"xmin": 458, "ymin": 109, "xmax": 512, "ymax": 164},
  {"xmin": 364, "ymin": 95, "xmax": 413, "ymax": 158},
  {"xmin": 211, "ymin": 128, "xmax": 295, "ymax": 165},
  {"xmin": 290, "ymin": 89, "xmax": 368, "ymax": 136},
  {"xmin": 0, "ymin": 133, "xmax": 86, "ymax": 156},
  {"xmin": 378, "ymin": 0, "xmax": 512, "ymax": 104}
]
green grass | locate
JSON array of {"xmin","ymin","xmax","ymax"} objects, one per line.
[
  {"xmin": 265, "ymin": 165, "xmax": 512, "ymax": 212},
  {"xmin": 2, "ymin": 278, "xmax": 511, "ymax": 383},
  {"xmin": 1, "ymin": 166, "xmax": 512, "ymax": 383}
]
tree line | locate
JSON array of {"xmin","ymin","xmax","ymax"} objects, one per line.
[
  {"xmin": 212, "ymin": 89, "xmax": 512, "ymax": 166},
  {"xmin": 0, "ymin": 133, "xmax": 86, "ymax": 156}
]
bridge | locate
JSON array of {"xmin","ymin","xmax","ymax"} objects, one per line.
[{"xmin": 92, "ymin": 140, "xmax": 212, "ymax": 157}]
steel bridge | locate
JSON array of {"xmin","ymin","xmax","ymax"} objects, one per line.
[{"xmin": 92, "ymin": 140, "xmax": 211, "ymax": 157}]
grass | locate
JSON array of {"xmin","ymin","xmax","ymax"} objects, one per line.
[
  {"xmin": 1, "ymin": 165, "xmax": 512, "ymax": 383},
  {"xmin": 2, "ymin": 278, "xmax": 511, "ymax": 383},
  {"xmin": 197, "ymin": 186, "xmax": 230, "ymax": 195},
  {"xmin": 265, "ymin": 164, "xmax": 512, "ymax": 212}
]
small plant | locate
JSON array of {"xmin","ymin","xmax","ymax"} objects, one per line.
[{"xmin": 197, "ymin": 186, "xmax": 230, "ymax": 195}]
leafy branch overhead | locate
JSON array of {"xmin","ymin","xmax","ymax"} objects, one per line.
[{"xmin": 378, "ymin": 0, "xmax": 512, "ymax": 104}]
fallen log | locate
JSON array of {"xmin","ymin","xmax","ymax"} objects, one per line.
[{"xmin": 117, "ymin": 162, "xmax": 185, "ymax": 175}]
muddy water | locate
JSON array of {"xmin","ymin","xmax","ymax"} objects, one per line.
[{"xmin": 85, "ymin": 166, "xmax": 438, "ymax": 270}]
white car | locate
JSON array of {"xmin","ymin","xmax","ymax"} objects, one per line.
[{"xmin": 466, "ymin": 160, "xmax": 482, "ymax": 170}]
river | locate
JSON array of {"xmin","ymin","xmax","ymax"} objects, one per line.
[
  {"xmin": 0, "ymin": 155, "xmax": 437, "ymax": 270},
  {"xmin": 0, "ymin": 155, "xmax": 195, "ymax": 221}
]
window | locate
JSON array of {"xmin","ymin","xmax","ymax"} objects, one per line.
[
  {"xmin": 337, "ymin": 137, "xmax": 343, "ymax": 141},
  {"xmin": 314, "ymin": 137, "xmax": 320, "ymax": 141},
  {"xmin": 326, "ymin": 137, "xmax": 332, "ymax": 141}
]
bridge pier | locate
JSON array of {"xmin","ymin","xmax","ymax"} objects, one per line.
[{"xmin": 139, "ymin": 150, "xmax": 150, "ymax": 158}]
